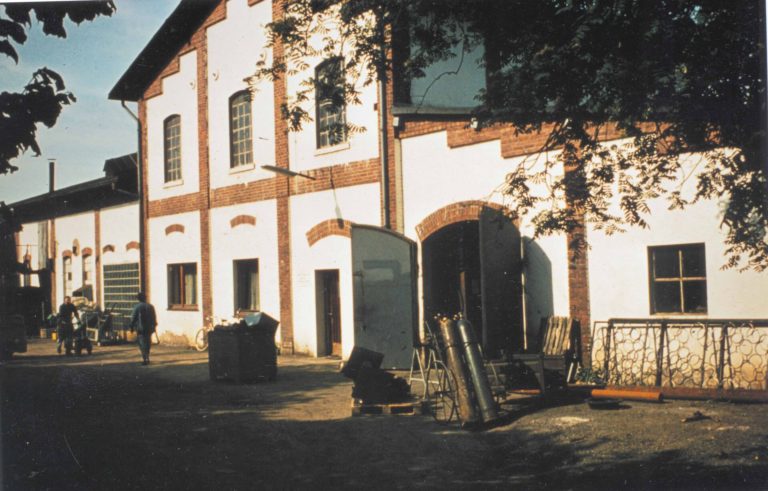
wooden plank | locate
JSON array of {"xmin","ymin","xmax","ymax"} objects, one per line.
[{"xmin": 350, "ymin": 399, "xmax": 425, "ymax": 417}]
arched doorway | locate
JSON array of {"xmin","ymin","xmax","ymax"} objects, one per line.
[{"xmin": 420, "ymin": 204, "xmax": 523, "ymax": 356}]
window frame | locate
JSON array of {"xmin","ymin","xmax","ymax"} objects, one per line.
[
  {"xmin": 315, "ymin": 57, "xmax": 347, "ymax": 149},
  {"xmin": 648, "ymin": 243, "xmax": 708, "ymax": 315},
  {"xmin": 163, "ymin": 114, "xmax": 182, "ymax": 183},
  {"xmin": 233, "ymin": 259, "xmax": 260, "ymax": 314},
  {"xmin": 229, "ymin": 91, "xmax": 254, "ymax": 168},
  {"xmin": 167, "ymin": 262, "xmax": 198, "ymax": 310},
  {"xmin": 62, "ymin": 255, "xmax": 73, "ymax": 298},
  {"xmin": 82, "ymin": 253, "xmax": 93, "ymax": 286}
]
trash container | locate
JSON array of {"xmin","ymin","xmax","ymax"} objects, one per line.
[{"xmin": 208, "ymin": 312, "xmax": 279, "ymax": 383}]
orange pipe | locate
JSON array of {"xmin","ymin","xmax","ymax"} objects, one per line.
[{"xmin": 591, "ymin": 388, "xmax": 663, "ymax": 402}]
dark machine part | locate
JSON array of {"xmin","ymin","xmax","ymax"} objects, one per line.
[
  {"xmin": 439, "ymin": 317, "xmax": 479, "ymax": 426},
  {"xmin": 456, "ymin": 318, "xmax": 499, "ymax": 423}
]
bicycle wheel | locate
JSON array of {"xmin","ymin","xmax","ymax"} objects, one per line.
[
  {"xmin": 426, "ymin": 361, "xmax": 457, "ymax": 425},
  {"xmin": 194, "ymin": 328, "xmax": 208, "ymax": 351}
]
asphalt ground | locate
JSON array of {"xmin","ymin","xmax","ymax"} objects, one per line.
[{"xmin": 2, "ymin": 339, "xmax": 767, "ymax": 490}]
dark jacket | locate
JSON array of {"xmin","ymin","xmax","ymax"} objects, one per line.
[
  {"xmin": 58, "ymin": 303, "xmax": 79, "ymax": 326},
  {"xmin": 130, "ymin": 302, "xmax": 157, "ymax": 335}
]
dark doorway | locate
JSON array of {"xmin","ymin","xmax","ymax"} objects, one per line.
[
  {"xmin": 316, "ymin": 269, "xmax": 341, "ymax": 357},
  {"xmin": 422, "ymin": 210, "xmax": 523, "ymax": 356}
]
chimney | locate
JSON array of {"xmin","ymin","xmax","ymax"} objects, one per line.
[{"xmin": 48, "ymin": 159, "xmax": 55, "ymax": 193}]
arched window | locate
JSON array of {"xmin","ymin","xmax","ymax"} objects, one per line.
[
  {"xmin": 164, "ymin": 114, "xmax": 182, "ymax": 182},
  {"xmin": 315, "ymin": 58, "xmax": 347, "ymax": 148},
  {"xmin": 229, "ymin": 91, "xmax": 253, "ymax": 168},
  {"xmin": 82, "ymin": 253, "xmax": 93, "ymax": 286},
  {"xmin": 62, "ymin": 256, "xmax": 73, "ymax": 297}
]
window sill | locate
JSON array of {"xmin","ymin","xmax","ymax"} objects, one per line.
[
  {"xmin": 163, "ymin": 179, "xmax": 184, "ymax": 189},
  {"xmin": 168, "ymin": 305, "xmax": 199, "ymax": 312},
  {"xmin": 229, "ymin": 163, "xmax": 256, "ymax": 175},
  {"xmin": 314, "ymin": 141, "xmax": 350, "ymax": 156},
  {"xmin": 650, "ymin": 313, "xmax": 708, "ymax": 318}
]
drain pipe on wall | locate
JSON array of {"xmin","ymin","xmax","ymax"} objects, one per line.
[
  {"xmin": 377, "ymin": 20, "xmax": 391, "ymax": 230},
  {"xmin": 120, "ymin": 100, "xmax": 146, "ymax": 294}
]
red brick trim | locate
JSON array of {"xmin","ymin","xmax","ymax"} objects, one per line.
[
  {"xmin": 273, "ymin": 0, "xmax": 294, "ymax": 353},
  {"xmin": 81, "ymin": 247, "xmax": 93, "ymax": 257},
  {"xmin": 126, "ymin": 241, "xmax": 140, "ymax": 251},
  {"xmin": 248, "ymin": 0, "xmax": 265, "ymax": 5},
  {"xmin": 165, "ymin": 224, "xmax": 185, "ymax": 235},
  {"xmin": 211, "ymin": 179, "xmax": 277, "ymax": 209},
  {"xmin": 147, "ymin": 193, "xmax": 202, "ymax": 218},
  {"xmin": 49, "ymin": 218, "xmax": 56, "ymax": 308},
  {"xmin": 102, "ymin": 244, "xmax": 115, "ymax": 254},
  {"xmin": 62, "ymin": 249, "xmax": 73, "ymax": 259},
  {"xmin": 94, "ymin": 210, "xmax": 101, "ymax": 308},
  {"xmin": 399, "ymin": 119, "xmax": 651, "ymax": 161},
  {"xmin": 414, "ymin": 201, "xmax": 508, "ymax": 241},
  {"xmin": 139, "ymin": 99, "xmax": 151, "ymax": 300},
  {"xmin": 230, "ymin": 215, "xmax": 256, "ymax": 228},
  {"xmin": 306, "ymin": 219, "xmax": 354, "ymax": 246}
]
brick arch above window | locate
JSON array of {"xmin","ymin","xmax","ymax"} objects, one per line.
[
  {"xmin": 102, "ymin": 244, "xmax": 115, "ymax": 254},
  {"xmin": 230, "ymin": 215, "xmax": 256, "ymax": 229},
  {"xmin": 62, "ymin": 249, "xmax": 73, "ymax": 259},
  {"xmin": 165, "ymin": 224, "xmax": 185, "ymax": 235},
  {"xmin": 306, "ymin": 219, "xmax": 354, "ymax": 247},
  {"xmin": 414, "ymin": 201, "xmax": 510, "ymax": 241},
  {"xmin": 125, "ymin": 241, "xmax": 140, "ymax": 251},
  {"xmin": 81, "ymin": 247, "xmax": 93, "ymax": 257}
]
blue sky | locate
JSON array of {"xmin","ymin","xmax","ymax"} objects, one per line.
[{"xmin": 0, "ymin": 0, "xmax": 178, "ymax": 204}]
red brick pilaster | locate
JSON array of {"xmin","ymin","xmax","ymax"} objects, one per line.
[
  {"xmin": 564, "ymin": 149, "xmax": 592, "ymax": 367},
  {"xmin": 194, "ymin": 27, "xmax": 212, "ymax": 321},
  {"xmin": 94, "ymin": 210, "xmax": 101, "ymax": 308},
  {"xmin": 273, "ymin": 1, "xmax": 294, "ymax": 352},
  {"xmin": 138, "ymin": 99, "xmax": 151, "ymax": 301},
  {"xmin": 49, "ymin": 217, "xmax": 56, "ymax": 309}
]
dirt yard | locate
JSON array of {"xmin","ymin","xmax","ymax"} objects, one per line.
[{"xmin": 2, "ymin": 339, "xmax": 767, "ymax": 490}]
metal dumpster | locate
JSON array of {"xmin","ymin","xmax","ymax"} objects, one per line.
[{"xmin": 208, "ymin": 312, "xmax": 279, "ymax": 383}]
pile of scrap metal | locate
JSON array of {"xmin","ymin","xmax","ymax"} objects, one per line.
[
  {"xmin": 341, "ymin": 347, "xmax": 410, "ymax": 404},
  {"xmin": 437, "ymin": 316, "xmax": 500, "ymax": 428}
]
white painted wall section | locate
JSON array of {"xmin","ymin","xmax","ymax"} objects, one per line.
[
  {"xmin": 207, "ymin": 0, "xmax": 277, "ymax": 188},
  {"xmin": 289, "ymin": 183, "xmax": 381, "ymax": 357},
  {"xmin": 147, "ymin": 212, "xmax": 202, "ymax": 341},
  {"xmin": 54, "ymin": 212, "xmax": 95, "ymax": 303},
  {"xmin": 146, "ymin": 51, "xmax": 200, "ymax": 201},
  {"xmin": 100, "ymin": 204, "xmax": 140, "ymax": 267}
]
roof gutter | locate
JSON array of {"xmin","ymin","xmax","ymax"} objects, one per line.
[{"xmin": 120, "ymin": 100, "xmax": 146, "ymax": 295}]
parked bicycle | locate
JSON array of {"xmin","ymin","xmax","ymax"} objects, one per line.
[{"xmin": 194, "ymin": 316, "xmax": 229, "ymax": 351}]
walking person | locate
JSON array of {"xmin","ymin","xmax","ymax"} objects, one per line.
[
  {"xmin": 57, "ymin": 296, "xmax": 80, "ymax": 356},
  {"xmin": 129, "ymin": 292, "xmax": 157, "ymax": 365}
]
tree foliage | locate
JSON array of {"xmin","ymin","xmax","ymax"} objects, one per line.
[
  {"xmin": 260, "ymin": 0, "xmax": 767, "ymax": 269},
  {"xmin": 0, "ymin": 1, "xmax": 115, "ymax": 175}
]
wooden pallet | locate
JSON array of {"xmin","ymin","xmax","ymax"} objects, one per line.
[{"xmin": 350, "ymin": 399, "xmax": 426, "ymax": 417}]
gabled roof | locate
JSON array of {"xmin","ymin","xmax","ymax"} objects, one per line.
[{"xmin": 108, "ymin": 0, "xmax": 219, "ymax": 102}]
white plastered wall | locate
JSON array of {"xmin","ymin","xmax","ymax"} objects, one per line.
[
  {"xmin": 146, "ymin": 51, "xmax": 200, "ymax": 201},
  {"xmin": 400, "ymin": 131, "xmax": 571, "ymax": 335},
  {"xmin": 54, "ymin": 212, "xmax": 95, "ymax": 304},
  {"xmin": 289, "ymin": 183, "xmax": 381, "ymax": 357},
  {"xmin": 207, "ymin": 0, "xmax": 277, "ymax": 187},
  {"xmin": 284, "ymin": 12, "xmax": 379, "ymax": 174},
  {"xmin": 147, "ymin": 212, "xmax": 202, "ymax": 341},
  {"xmin": 587, "ymin": 153, "xmax": 768, "ymax": 322},
  {"xmin": 209, "ymin": 200, "xmax": 280, "ymax": 325}
]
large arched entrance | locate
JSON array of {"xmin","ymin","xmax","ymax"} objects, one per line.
[{"xmin": 420, "ymin": 203, "xmax": 523, "ymax": 356}]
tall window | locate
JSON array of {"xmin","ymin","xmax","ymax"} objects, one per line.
[
  {"xmin": 63, "ymin": 256, "xmax": 73, "ymax": 297},
  {"xmin": 315, "ymin": 58, "xmax": 347, "ymax": 149},
  {"xmin": 234, "ymin": 259, "xmax": 260, "ymax": 313},
  {"xmin": 167, "ymin": 263, "xmax": 197, "ymax": 308},
  {"xmin": 82, "ymin": 254, "xmax": 93, "ymax": 286},
  {"xmin": 648, "ymin": 244, "xmax": 707, "ymax": 314},
  {"xmin": 164, "ymin": 115, "xmax": 182, "ymax": 182},
  {"xmin": 230, "ymin": 91, "xmax": 253, "ymax": 168}
]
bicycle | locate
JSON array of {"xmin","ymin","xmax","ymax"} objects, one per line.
[
  {"xmin": 194, "ymin": 316, "xmax": 215, "ymax": 352},
  {"xmin": 194, "ymin": 316, "xmax": 229, "ymax": 351}
]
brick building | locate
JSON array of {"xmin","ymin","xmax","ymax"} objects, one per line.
[{"xmin": 108, "ymin": 0, "xmax": 767, "ymax": 376}]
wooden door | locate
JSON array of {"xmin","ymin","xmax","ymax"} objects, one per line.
[{"xmin": 320, "ymin": 270, "xmax": 341, "ymax": 356}]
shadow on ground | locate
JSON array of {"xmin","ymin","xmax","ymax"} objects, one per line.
[{"xmin": 2, "ymin": 341, "xmax": 767, "ymax": 490}]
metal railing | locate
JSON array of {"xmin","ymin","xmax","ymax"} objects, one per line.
[{"xmin": 592, "ymin": 318, "xmax": 768, "ymax": 390}]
